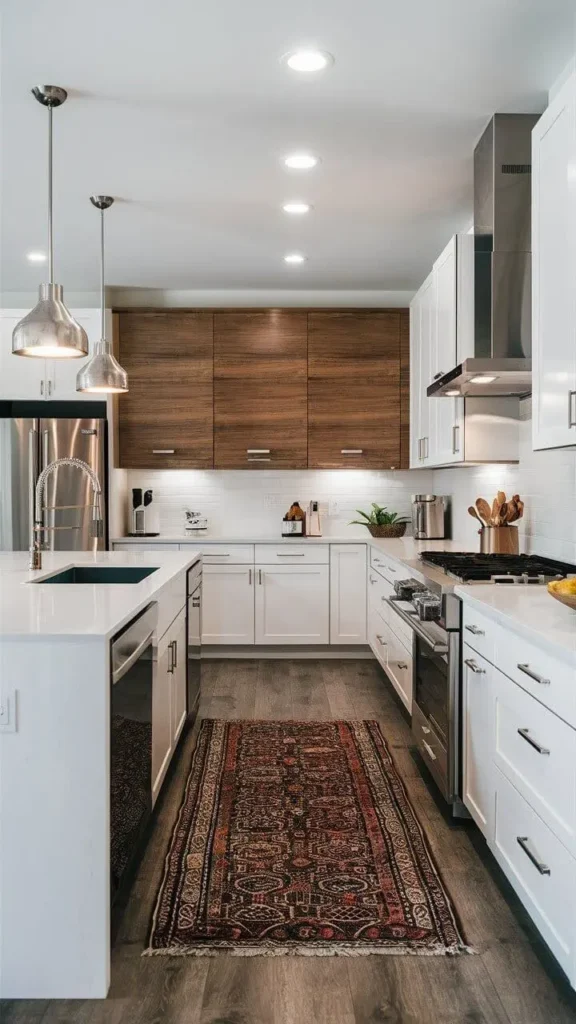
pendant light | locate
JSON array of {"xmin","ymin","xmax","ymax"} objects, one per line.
[
  {"xmin": 76, "ymin": 196, "xmax": 128, "ymax": 393},
  {"xmin": 12, "ymin": 86, "xmax": 88, "ymax": 358}
]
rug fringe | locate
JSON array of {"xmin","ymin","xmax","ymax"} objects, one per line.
[{"xmin": 142, "ymin": 941, "xmax": 475, "ymax": 959}]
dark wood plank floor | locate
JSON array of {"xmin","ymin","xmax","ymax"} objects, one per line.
[{"xmin": 3, "ymin": 659, "xmax": 576, "ymax": 1023}]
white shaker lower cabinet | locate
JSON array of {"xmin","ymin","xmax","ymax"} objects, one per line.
[
  {"xmin": 170, "ymin": 607, "xmax": 188, "ymax": 747},
  {"xmin": 152, "ymin": 630, "xmax": 174, "ymax": 804},
  {"xmin": 462, "ymin": 645, "xmax": 494, "ymax": 836},
  {"xmin": 201, "ymin": 564, "xmax": 255, "ymax": 644},
  {"xmin": 255, "ymin": 564, "xmax": 329, "ymax": 645},
  {"xmin": 329, "ymin": 544, "xmax": 367, "ymax": 644}
]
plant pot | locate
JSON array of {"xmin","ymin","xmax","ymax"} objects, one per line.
[{"xmin": 367, "ymin": 523, "xmax": 407, "ymax": 538}]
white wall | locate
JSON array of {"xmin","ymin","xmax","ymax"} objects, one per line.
[
  {"xmin": 116, "ymin": 468, "xmax": 434, "ymax": 539},
  {"xmin": 433, "ymin": 400, "xmax": 576, "ymax": 562}
]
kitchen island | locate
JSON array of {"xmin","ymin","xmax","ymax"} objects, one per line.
[{"xmin": 0, "ymin": 549, "xmax": 200, "ymax": 999}]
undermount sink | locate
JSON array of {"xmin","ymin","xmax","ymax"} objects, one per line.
[{"xmin": 32, "ymin": 566, "xmax": 158, "ymax": 585}]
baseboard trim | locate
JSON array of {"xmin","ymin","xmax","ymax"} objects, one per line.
[{"xmin": 202, "ymin": 645, "xmax": 374, "ymax": 660}]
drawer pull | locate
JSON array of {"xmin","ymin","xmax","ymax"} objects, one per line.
[
  {"xmin": 516, "ymin": 836, "xmax": 551, "ymax": 876},
  {"xmin": 248, "ymin": 568, "xmax": 252, "ymax": 586},
  {"xmin": 276, "ymin": 553, "xmax": 305, "ymax": 557},
  {"xmin": 152, "ymin": 449, "xmax": 175, "ymax": 454},
  {"xmin": 375, "ymin": 635, "xmax": 387, "ymax": 646},
  {"xmin": 247, "ymin": 457, "xmax": 272, "ymax": 461},
  {"xmin": 465, "ymin": 624, "xmax": 485, "ymax": 636},
  {"xmin": 208, "ymin": 553, "xmax": 230, "ymax": 557},
  {"xmin": 421, "ymin": 725, "xmax": 431, "ymax": 735},
  {"xmin": 369, "ymin": 576, "xmax": 378, "ymax": 584},
  {"xmin": 517, "ymin": 663, "xmax": 550, "ymax": 686},
  {"xmin": 464, "ymin": 658, "xmax": 486, "ymax": 675},
  {"xmin": 341, "ymin": 449, "xmax": 363, "ymax": 455},
  {"xmin": 517, "ymin": 728, "xmax": 550, "ymax": 756},
  {"xmin": 247, "ymin": 449, "xmax": 270, "ymax": 454},
  {"xmin": 422, "ymin": 740, "xmax": 437, "ymax": 761},
  {"xmin": 397, "ymin": 661, "xmax": 409, "ymax": 670}
]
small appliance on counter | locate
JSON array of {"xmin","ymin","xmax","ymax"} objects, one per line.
[
  {"xmin": 307, "ymin": 500, "xmax": 322, "ymax": 537},
  {"xmin": 129, "ymin": 488, "xmax": 159, "ymax": 537},
  {"xmin": 185, "ymin": 510, "xmax": 209, "ymax": 532},
  {"xmin": 282, "ymin": 501, "xmax": 306, "ymax": 537},
  {"xmin": 411, "ymin": 495, "xmax": 450, "ymax": 540}
]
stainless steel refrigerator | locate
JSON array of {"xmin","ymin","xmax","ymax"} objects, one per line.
[{"xmin": 0, "ymin": 404, "xmax": 108, "ymax": 552}]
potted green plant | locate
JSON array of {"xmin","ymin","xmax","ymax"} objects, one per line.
[{"xmin": 349, "ymin": 503, "xmax": 410, "ymax": 538}]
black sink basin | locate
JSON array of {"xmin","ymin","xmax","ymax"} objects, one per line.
[{"xmin": 33, "ymin": 566, "xmax": 158, "ymax": 585}]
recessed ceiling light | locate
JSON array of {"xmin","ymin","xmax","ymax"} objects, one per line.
[
  {"xmin": 444, "ymin": 389, "xmax": 460, "ymax": 396},
  {"xmin": 283, "ymin": 49, "xmax": 334, "ymax": 73},
  {"xmin": 26, "ymin": 251, "xmax": 46, "ymax": 263},
  {"xmin": 469, "ymin": 374, "xmax": 497, "ymax": 385},
  {"xmin": 282, "ymin": 201, "xmax": 311, "ymax": 214},
  {"xmin": 284, "ymin": 153, "xmax": 318, "ymax": 170},
  {"xmin": 284, "ymin": 253, "xmax": 307, "ymax": 264}
]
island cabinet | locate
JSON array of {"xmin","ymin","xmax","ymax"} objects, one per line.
[
  {"xmin": 307, "ymin": 310, "xmax": 408, "ymax": 469},
  {"xmin": 213, "ymin": 310, "xmax": 308, "ymax": 469},
  {"xmin": 116, "ymin": 311, "xmax": 214, "ymax": 468}
]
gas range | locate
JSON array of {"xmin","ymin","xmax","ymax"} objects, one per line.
[{"xmin": 418, "ymin": 551, "xmax": 576, "ymax": 585}]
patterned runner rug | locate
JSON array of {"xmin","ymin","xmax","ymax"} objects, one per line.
[{"xmin": 145, "ymin": 720, "xmax": 470, "ymax": 957}]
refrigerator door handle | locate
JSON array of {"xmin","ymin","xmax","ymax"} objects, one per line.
[{"xmin": 28, "ymin": 426, "xmax": 38, "ymax": 537}]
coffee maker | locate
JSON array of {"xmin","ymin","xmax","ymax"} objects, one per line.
[
  {"xmin": 411, "ymin": 495, "xmax": 450, "ymax": 540},
  {"xmin": 130, "ymin": 488, "xmax": 159, "ymax": 537}
]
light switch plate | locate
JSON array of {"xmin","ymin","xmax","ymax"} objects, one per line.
[{"xmin": 0, "ymin": 690, "xmax": 16, "ymax": 733}]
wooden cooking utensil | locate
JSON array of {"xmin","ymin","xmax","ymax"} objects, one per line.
[
  {"xmin": 498, "ymin": 502, "xmax": 508, "ymax": 525},
  {"xmin": 475, "ymin": 498, "xmax": 492, "ymax": 525},
  {"xmin": 497, "ymin": 490, "xmax": 506, "ymax": 507},
  {"xmin": 491, "ymin": 496, "xmax": 501, "ymax": 524},
  {"xmin": 468, "ymin": 505, "xmax": 484, "ymax": 525}
]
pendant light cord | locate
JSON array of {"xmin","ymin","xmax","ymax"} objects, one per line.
[
  {"xmin": 48, "ymin": 104, "xmax": 54, "ymax": 283},
  {"xmin": 100, "ymin": 207, "xmax": 106, "ymax": 346}
]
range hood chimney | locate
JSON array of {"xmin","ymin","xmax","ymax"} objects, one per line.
[{"xmin": 428, "ymin": 113, "xmax": 538, "ymax": 398}]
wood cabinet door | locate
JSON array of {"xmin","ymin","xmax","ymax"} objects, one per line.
[
  {"xmin": 213, "ymin": 311, "xmax": 307, "ymax": 469},
  {"xmin": 308, "ymin": 311, "xmax": 403, "ymax": 469},
  {"xmin": 117, "ymin": 311, "xmax": 213, "ymax": 468}
]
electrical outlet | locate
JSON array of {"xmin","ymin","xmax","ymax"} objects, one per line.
[
  {"xmin": 329, "ymin": 500, "xmax": 340, "ymax": 516},
  {"xmin": 0, "ymin": 690, "xmax": 16, "ymax": 733}
]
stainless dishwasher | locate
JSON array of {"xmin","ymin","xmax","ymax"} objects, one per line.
[
  {"xmin": 187, "ymin": 561, "xmax": 202, "ymax": 720},
  {"xmin": 110, "ymin": 601, "xmax": 158, "ymax": 903}
]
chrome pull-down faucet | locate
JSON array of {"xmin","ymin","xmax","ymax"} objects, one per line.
[{"xmin": 30, "ymin": 457, "xmax": 103, "ymax": 570}]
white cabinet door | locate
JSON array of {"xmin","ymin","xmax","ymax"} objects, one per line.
[
  {"xmin": 419, "ymin": 273, "xmax": 435, "ymax": 465},
  {"xmin": 409, "ymin": 293, "xmax": 422, "ymax": 468},
  {"xmin": 532, "ymin": 74, "xmax": 576, "ymax": 450},
  {"xmin": 152, "ymin": 640, "xmax": 173, "ymax": 804},
  {"xmin": 432, "ymin": 237, "xmax": 465, "ymax": 466},
  {"xmin": 330, "ymin": 544, "xmax": 366, "ymax": 644},
  {"xmin": 255, "ymin": 564, "xmax": 329, "ymax": 645},
  {"xmin": 0, "ymin": 313, "xmax": 47, "ymax": 399},
  {"xmin": 202, "ymin": 564, "xmax": 254, "ymax": 644},
  {"xmin": 462, "ymin": 645, "xmax": 495, "ymax": 837},
  {"xmin": 170, "ymin": 608, "xmax": 188, "ymax": 746}
]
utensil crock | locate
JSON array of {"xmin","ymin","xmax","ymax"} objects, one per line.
[{"xmin": 479, "ymin": 526, "xmax": 519, "ymax": 555}]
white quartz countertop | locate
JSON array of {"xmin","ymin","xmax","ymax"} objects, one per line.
[
  {"xmin": 0, "ymin": 550, "xmax": 200, "ymax": 640},
  {"xmin": 455, "ymin": 584, "xmax": 576, "ymax": 667},
  {"xmin": 111, "ymin": 533, "xmax": 470, "ymax": 550}
]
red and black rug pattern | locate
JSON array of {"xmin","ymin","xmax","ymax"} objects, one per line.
[{"xmin": 146, "ymin": 720, "xmax": 469, "ymax": 957}]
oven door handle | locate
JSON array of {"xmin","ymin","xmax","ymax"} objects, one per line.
[
  {"xmin": 112, "ymin": 630, "xmax": 154, "ymax": 684},
  {"xmin": 384, "ymin": 598, "xmax": 449, "ymax": 654}
]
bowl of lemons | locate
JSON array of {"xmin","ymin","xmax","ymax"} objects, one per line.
[{"xmin": 547, "ymin": 578, "xmax": 576, "ymax": 610}]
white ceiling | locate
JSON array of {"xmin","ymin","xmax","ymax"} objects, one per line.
[{"xmin": 1, "ymin": 0, "xmax": 574, "ymax": 295}]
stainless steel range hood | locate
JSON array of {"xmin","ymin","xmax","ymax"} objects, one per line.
[{"xmin": 429, "ymin": 113, "xmax": 538, "ymax": 398}]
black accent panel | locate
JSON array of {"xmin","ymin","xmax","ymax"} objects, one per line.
[{"xmin": 0, "ymin": 400, "xmax": 107, "ymax": 418}]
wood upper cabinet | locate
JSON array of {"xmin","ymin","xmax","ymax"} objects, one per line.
[
  {"xmin": 308, "ymin": 311, "xmax": 406, "ymax": 469},
  {"xmin": 213, "ymin": 311, "xmax": 308, "ymax": 469},
  {"xmin": 117, "ymin": 311, "xmax": 213, "ymax": 468}
]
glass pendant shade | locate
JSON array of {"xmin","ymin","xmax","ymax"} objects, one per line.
[
  {"xmin": 12, "ymin": 86, "xmax": 89, "ymax": 359},
  {"xmin": 76, "ymin": 194, "xmax": 129, "ymax": 393},
  {"xmin": 12, "ymin": 283, "xmax": 88, "ymax": 358},
  {"xmin": 76, "ymin": 339, "xmax": 128, "ymax": 393}
]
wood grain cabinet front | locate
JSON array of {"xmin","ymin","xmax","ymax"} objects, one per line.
[
  {"xmin": 307, "ymin": 311, "xmax": 408, "ymax": 469},
  {"xmin": 117, "ymin": 311, "xmax": 214, "ymax": 468},
  {"xmin": 213, "ymin": 311, "xmax": 308, "ymax": 469}
]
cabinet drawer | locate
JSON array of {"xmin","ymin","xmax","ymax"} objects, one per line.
[
  {"xmin": 495, "ymin": 631, "xmax": 576, "ymax": 729},
  {"xmin": 385, "ymin": 631, "xmax": 412, "ymax": 712},
  {"xmin": 461, "ymin": 603, "xmax": 497, "ymax": 664},
  {"xmin": 370, "ymin": 548, "xmax": 402, "ymax": 582},
  {"xmin": 194, "ymin": 544, "xmax": 254, "ymax": 564},
  {"xmin": 412, "ymin": 702, "xmax": 448, "ymax": 792},
  {"xmin": 386, "ymin": 598, "xmax": 416, "ymax": 651},
  {"xmin": 368, "ymin": 569, "xmax": 394, "ymax": 612},
  {"xmin": 494, "ymin": 768, "xmax": 576, "ymax": 976},
  {"xmin": 495, "ymin": 669, "xmax": 576, "ymax": 855},
  {"xmin": 255, "ymin": 544, "xmax": 329, "ymax": 565},
  {"xmin": 368, "ymin": 604, "xmax": 390, "ymax": 669}
]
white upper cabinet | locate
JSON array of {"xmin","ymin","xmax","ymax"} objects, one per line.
[
  {"xmin": 0, "ymin": 309, "xmax": 100, "ymax": 402},
  {"xmin": 532, "ymin": 73, "xmax": 576, "ymax": 450},
  {"xmin": 432, "ymin": 237, "xmax": 465, "ymax": 466}
]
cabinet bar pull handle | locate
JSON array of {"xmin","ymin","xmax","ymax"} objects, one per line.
[
  {"xmin": 40, "ymin": 380, "xmax": 44, "ymax": 396},
  {"xmin": 465, "ymin": 624, "xmax": 484, "ymax": 635},
  {"xmin": 247, "ymin": 457, "xmax": 272, "ymax": 461},
  {"xmin": 569, "ymin": 390, "xmax": 576, "ymax": 428},
  {"xmin": 424, "ymin": 437, "xmax": 429, "ymax": 459},
  {"xmin": 168, "ymin": 640, "xmax": 174, "ymax": 673},
  {"xmin": 277, "ymin": 553, "xmax": 305, "ymax": 556},
  {"xmin": 192, "ymin": 597, "xmax": 201, "ymax": 607},
  {"xmin": 422, "ymin": 740, "xmax": 437, "ymax": 761},
  {"xmin": 369, "ymin": 575, "xmax": 378, "ymax": 584},
  {"xmin": 341, "ymin": 449, "xmax": 363, "ymax": 455},
  {"xmin": 248, "ymin": 568, "xmax": 252, "ymax": 585},
  {"xmin": 397, "ymin": 662, "xmax": 408, "ymax": 670},
  {"xmin": 47, "ymin": 380, "xmax": 53, "ymax": 396},
  {"xmin": 464, "ymin": 658, "xmax": 486, "ymax": 674},
  {"xmin": 208, "ymin": 552, "xmax": 230, "ymax": 556},
  {"xmin": 517, "ymin": 728, "xmax": 550, "ymax": 755},
  {"xmin": 517, "ymin": 663, "xmax": 550, "ymax": 686},
  {"xmin": 452, "ymin": 424, "xmax": 460, "ymax": 454},
  {"xmin": 516, "ymin": 836, "xmax": 550, "ymax": 876},
  {"xmin": 247, "ymin": 449, "xmax": 270, "ymax": 454},
  {"xmin": 258, "ymin": 569, "xmax": 262, "ymax": 585},
  {"xmin": 173, "ymin": 639, "xmax": 178, "ymax": 669},
  {"xmin": 375, "ymin": 635, "xmax": 387, "ymax": 645},
  {"xmin": 153, "ymin": 449, "xmax": 175, "ymax": 454}
]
